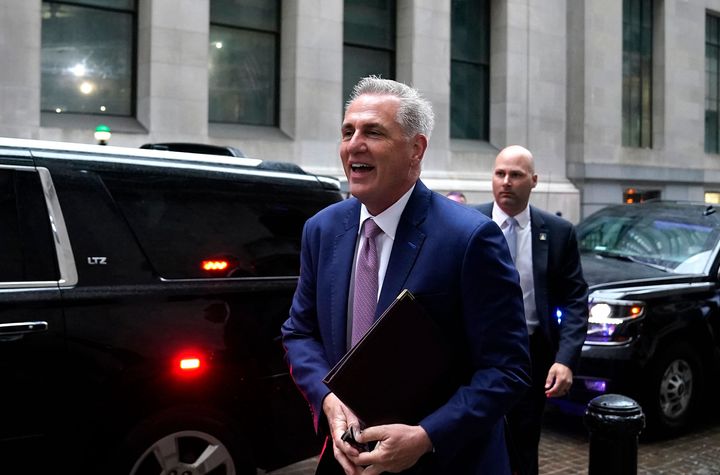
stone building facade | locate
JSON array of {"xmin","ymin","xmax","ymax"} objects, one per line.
[{"xmin": 3, "ymin": 0, "xmax": 720, "ymax": 222}]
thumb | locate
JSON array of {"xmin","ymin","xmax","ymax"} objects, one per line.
[
  {"xmin": 355, "ymin": 425, "xmax": 381, "ymax": 443},
  {"xmin": 345, "ymin": 414, "xmax": 361, "ymax": 431},
  {"xmin": 545, "ymin": 369, "xmax": 556, "ymax": 389}
]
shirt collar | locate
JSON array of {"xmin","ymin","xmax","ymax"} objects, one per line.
[
  {"xmin": 492, "ymin": 202, "xmax": 531, "ymax": 229},
  {"xmin": 358, "ymin": 184, "xmax": 416, "ymax": 240}
]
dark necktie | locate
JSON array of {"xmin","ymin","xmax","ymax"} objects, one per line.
[
  {"xmin": 351, "ymin": 219, "xmax": 383, "ymax": 347},
  {"xmin": 505, "ymin": 217, "xmax": 518, "ymax": 263}
]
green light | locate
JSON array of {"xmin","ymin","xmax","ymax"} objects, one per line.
[{"xmin": 94, "ymin": 124, "xmax": 111, "ymax": 145}]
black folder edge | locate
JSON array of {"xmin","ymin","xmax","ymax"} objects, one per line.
[
  {"xmin": 322, "ymin": 289, "xmax": 460, "ymax": 426},
  {"xmin": 323, "ymin": 288, "xmax": 415, "ymax": 385}
]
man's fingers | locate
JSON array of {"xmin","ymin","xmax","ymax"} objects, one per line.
[
  {"xmin": 354, "ymin": 424, "xmax": 431, "ymax": 473},
  {"xmin": 333, "ymin": 442, "xmax": 361, "ymax": 474},
  {"xmin": 360, "ymin": 464, "xmax": 382, "ymax": 475},
  {"xmin": 545, "ymin": 366, "xmax": 558, "ymax": 389},
  {"xmin": 545, "ymin": 370, "xmax": 572, "ymax": 397},
  {"xmin": 545, "ymin": 363, "xmax": 573, "ymax": 392},
  {"xmin": 354, "ymin": 425, "xmax": 383, "ymax": 444}
]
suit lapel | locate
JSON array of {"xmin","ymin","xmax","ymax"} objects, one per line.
[
  {"xmin": 376, "ymin": 182, "xmax": 430, "ymax": 315},
  {"xmin": 530, "ymin": 206, "xmax": 550, "ymax": 330},
  {"xmin": 329, "ymin": 201, "xmax": 360, "ymax": 360},
  {"xmin": 476, "ymin": 202, "xmax": 493, "ymax": 218}
]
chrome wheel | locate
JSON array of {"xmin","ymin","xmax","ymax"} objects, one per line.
[
  {"xmin": 658, "ymin": 358, "xmax": 693, "ymax": 421},
  {"xmin": 130, "ymin": 430, "xmax": 236, "ymax": 475}
]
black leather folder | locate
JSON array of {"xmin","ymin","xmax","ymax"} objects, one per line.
[{"xmin": 323, "ymin": 289, "xmax": 461, "ymax": 427}]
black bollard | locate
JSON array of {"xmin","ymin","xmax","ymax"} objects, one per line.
[{"xmin": 583, "ymin": 394, "xmax": 645, "ymax": 475}]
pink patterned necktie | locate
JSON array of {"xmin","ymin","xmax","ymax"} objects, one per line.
[{"xmin": 351, "ymin": 219, "xmax": 383, "ymax": 347}]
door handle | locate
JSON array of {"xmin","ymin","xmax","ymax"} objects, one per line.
[{"xmin": 0, "ymin": 321, "xmax": 49, "ymax": 341}]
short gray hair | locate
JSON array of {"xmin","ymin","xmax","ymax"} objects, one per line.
[{"xmin": 346, "ymin": 76, "xmax": 435, "ymax": 138}]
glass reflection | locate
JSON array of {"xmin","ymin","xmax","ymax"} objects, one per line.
[{"xmin": 41, "ymin": 1, "xmax": 135, "ymax": 116}]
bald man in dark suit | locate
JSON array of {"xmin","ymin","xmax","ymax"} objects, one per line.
[{"xmin": 476, "ymin": 145, "xmax": 588, "ymax": 475}]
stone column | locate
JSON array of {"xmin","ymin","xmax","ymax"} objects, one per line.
[
  {"xmin": 137, "ymin": 0, "xmax": 209, "ymax": 142},
  {"xmin": 397, "ymin": 0, "xmax": 451, "ymax": 169},
  {"xmin": 493, "ymin": 0, "xmax": 568, "ymax": 177},
  {"xmin": 0, "ymin": 0, "xmax": 41, "ymax": 138},
  {"xmin": 280, "ymin": 0, "xmax": 343, "ymax": 171}
]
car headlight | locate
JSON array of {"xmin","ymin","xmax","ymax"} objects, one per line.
[{"xmin": 586, "ymin": 300, "xmax": 645, "ymax": 344}]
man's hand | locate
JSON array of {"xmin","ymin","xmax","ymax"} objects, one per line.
[
  {"xmin": 545, "ymin": 362, "xmax": 573, "ymax": 398},
  {"xmin": 350, "ymin": 424, "xmax": 432, "ymax": 474},
  {"xmin": 322, "ymin": 393, "xmax": 364, "ymax": 474}
]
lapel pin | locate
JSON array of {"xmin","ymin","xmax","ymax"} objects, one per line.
[{"xmin": 539, "ymin": 233, "xmax": 548, "ymax": 241}]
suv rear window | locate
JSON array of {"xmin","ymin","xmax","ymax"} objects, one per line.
[
  {"xmin": 103, "ymin": 172, "xmax": 325, "ymax": 279},
  {"xmin": 0, "ymin": 169, "xmax": 59, "ymax": 283}
]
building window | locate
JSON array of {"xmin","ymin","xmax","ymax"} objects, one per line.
[
  {"xmin": 705, "ymin": 191, "xmax": 720, "ymax": 203},
  {"xmin": 623, "ymin": 187, "xmax": 661, "ymax": 203},
  {"xmin": 209, "ymin": 0, "xmax": 280, "ymax": 126},
  {"xmin": 706, "ymin": 14, "xmax": 720, "ymax": 153},
  {"xmin": 343, "ymin": 0, "xmax": 396, "ymax": 105},
  {"xmin": 41, "ymin": 0, "xmax": 136, "ymax": 117},
  {"xmin": 622, "ymin": 0, "xmax": 653, "ymax": 148},
  {"xmin": 450, "ymin": 0, "xmax": 490, "ymax": 140}
]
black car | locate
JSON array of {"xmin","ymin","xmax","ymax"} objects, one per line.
[
  {"xmin": 559, "ymin": 201, "xmax": 720, "ymax": 434},
  {"xmin": 0, "ymin": 138, "xmax": 342, "ymax": 473}
]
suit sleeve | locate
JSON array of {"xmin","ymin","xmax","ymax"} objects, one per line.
[
  {"xmin": 553, "ymin": 223, "xmax": 589, "ymax": 371},
  {"xmin": 419, "ymin": 219, "xmax": 531, "ymax": 463},
  {"xmin": 281, "ymin": 219, "xmax": 333, "ymax": 432}
]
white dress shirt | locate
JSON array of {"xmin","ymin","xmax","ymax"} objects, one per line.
[
  {"xmin": 346, "ymin": 185, "xmax": 415, "ymax": 347},
  {"xmin": 492, "ymin": 203, "xmax": 539, "ymax": 335}
]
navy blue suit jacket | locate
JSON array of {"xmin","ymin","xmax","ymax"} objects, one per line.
[
  {"xmin": 282, "ymin": 181, "xmax": 531, "ymax": 473},
  {"xmin": 476, "ymin": 203, "xmax": 588, "ymax": 370}
]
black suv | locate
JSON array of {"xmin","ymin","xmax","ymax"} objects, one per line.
[
  {"xmin": 0, "ymin": 138, "xmax": 342, "ymax": 473},
  {"xmin": 560, "ymin": 202, "xmax": 720, "ymax": 434}
]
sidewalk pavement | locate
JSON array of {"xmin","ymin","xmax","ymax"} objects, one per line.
[{"xmin": 540, "ymin": 405, "xmax": 720, "ymax": 475}]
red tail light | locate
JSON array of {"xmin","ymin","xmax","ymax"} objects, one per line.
[
  {"xmin": 179, "ymin": 357, "xmax": 201, "ymax": 371},
  {"xmin": 173, "ymin": 351, "xmax": 207, "ymax": 377},
  {"xmin": 200, "ymin": 256, "xmax": 240, "ymax": 277},
  {"xmin": 202, "ymin": 260, "xmax": 229, "ymax": 271}
]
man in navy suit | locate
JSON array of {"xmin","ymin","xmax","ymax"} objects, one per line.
[
  {"xmin": 476, "ymin": 145, "xmax": 588, "ymax": 475},
  {"xmin": 282, "ymin": 77, "xmax": 531, "ymax": 474}
]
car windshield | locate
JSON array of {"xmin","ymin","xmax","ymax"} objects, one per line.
[{"xmin": 577, "ymin": 203, "xmax": 720, "ymax": 274}]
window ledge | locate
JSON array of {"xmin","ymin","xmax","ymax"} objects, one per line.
[
  {"xmin": 40, "ymin": 112, "xmax": 147, "ymax": 134},
  {"xmin": 450, "ymin": 138, "xmax": 498, "ymax": 154},
  {"xmin": 209, "ymin": 122, "xmax": 292, "ymax": 141}
]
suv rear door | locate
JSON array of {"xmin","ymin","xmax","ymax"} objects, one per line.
[{"xmin": 0, "ymin": 155, "xmax": 72, "ymax": 447}]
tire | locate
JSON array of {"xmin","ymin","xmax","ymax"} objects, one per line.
[
  {"xmin": 115, "ymin": 407, "xmax": 256, "ymax": 475},
  {"xmin": 642, "ymin": 342, "xmax": 703, "ymax": 436}
]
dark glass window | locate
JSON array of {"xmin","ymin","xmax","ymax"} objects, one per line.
[
  {"xmin": 450, "ymin": 0, "xmax": 490, "ymax": 140},
  {"xmin": 0, "ymin": 170, "xmax": 59, "ymax": 282},
  {"xmin": 209, "ymin": 0, "xmax": 280, "ymax": 126},
  {"xmin": 41, "ymin": 0, "xmax": 136, "ymax": 116},
  {"xmin": 706, "ymin": 14, "xmax": 720, "ymax": 153},
  {"xmin": 343, "ymin": 0, "xmax": 396, "ymax": 105},
  {"xmin": 103, "ymin": 172, "xmax": 331, "ymax": 279},
  {"xmin": 577, "ymin": 203, "xmax": 720, "ymax": 273},
  {"xmin": 622, "ymin": 0, "xmax": 653, "ymax": 148}
]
